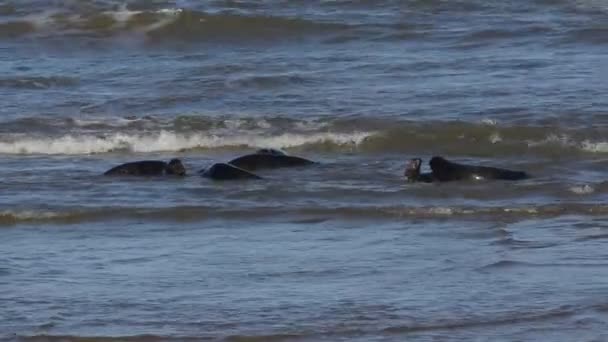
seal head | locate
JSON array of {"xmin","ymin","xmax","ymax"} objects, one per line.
[
  {"xmin": 405, "ymin": 158, "xmax": 434, "ymax": 183},
  {"xmin": 166, "ymin": 158, "xmax": 186, "ymax": 176},
  {"xmin": 405, "ymin": 158, "xmax": 422, "ymax": 182}
]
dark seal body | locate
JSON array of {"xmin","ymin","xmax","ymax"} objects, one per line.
[
  {"xmin": 429, "ymin": 156, "xmax": 529, "ymax": 182},
  {"xmin": 405, "ymin": 157, "xmax": 529, "ymax": 183},
  {"xmin": 104, "ymin": 159, "xmax": 186, "ymax": 176},
  {"xmin": 228, "ymin": 149, "xmax": 315, "ymax": 171},
  {"xmin": 404, "ymin": 158, "xmax": 434, "ymax": 183},
  {"xmin": 201, "ymin": 163, "xmax": 262, "ymax": 181}
]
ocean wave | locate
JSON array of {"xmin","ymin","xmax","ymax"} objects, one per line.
[
  {"xmin": 0, "ymin": 6, "xmax": 183, "ymax": 37},
  {"xmin": 0, "ymin": 210, "xmax": 63, "ymax": 224},
  {"xmin": 0, "ymin": 115, "xmax": 331, "ymax": 133},
  {"xmin": 20, "ymin": 334, "xmax": 205, "ymax": 342},
  {"xmin": 4, "ymin": 203, "xmax": 608, "ymax": 227},
  {"xmin": 1, "ymin": 116, "xmax": 608, "ymax": 156},
  {"xmin": 146, "ymin": 10, "xmax": 349, "ymax": 42},
  {"xmin": 17, "ymin": 303, "xmax": 601, "ymax": 341},
  {"xmin": 479, "ymin": 260, "xmax": 608, "ymax": 270},
  {"xmin": 563, "ymin": 26, "xmax": 608, "ymax": 45},
  {"xmin": 0, "ymin": 20, "xmax": 35, "ymax": 37},
  {"xmin": 383, "ymin": 306, "xmax": 576, "ymax": 334},
  {"xmin": 581, "ymin": 141, "xmax": 608, "ymax": 153},
  {"xmin": 0, "ymin": 130, "xmax": 372, "ymax": 155},
  {"xmin": 569, "ymin": 184, "xmax": 595, "ymax": 195},
  {"xmin": 0, "ymin": 7, "xmax": 349, "ymax": 41},
  {"xmin": 454, "ymin": 25, "xmax": 554, "ymax": 48}
]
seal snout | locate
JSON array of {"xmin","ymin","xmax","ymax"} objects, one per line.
[{"xmin": 405, "ymin": 158, "xmax": 422, "ymax": 181}]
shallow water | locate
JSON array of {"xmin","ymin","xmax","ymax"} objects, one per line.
[{"xmin": 1, "ymin": 0, "xmax": 608, "ymax": 341}]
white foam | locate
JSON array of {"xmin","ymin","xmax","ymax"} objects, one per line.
[
  {"xmin": 104, "ymin": 4, "xmax": 143, "ymax": 25},
  {"xmin": 489, "ymin": 132, "xmax": 502, "ymax": 144},
  {"xmin": 156, "ymin": 8, "xmax": 184, "ymax": 15},
  {"xmin": 256, "ymin": 119, "xmax": 272, "ymax": 129},
  {"xmin": 141, "ymin": 8, "xmax": 183, "ymax": 32},
  {"xmin": 9, "ymin": 6, "xmax": 184, "ymax": 35},
  {"xmin": 428, "ymin": 207, "xmax": 454, "ymax": 215},
  {"xmin": 525, "ymin": 135, "xmax": 608, "ymax": 154},
  {"xmin": 581, "ymin": 140, "xmax": 608, "ymax": 153},
  {"xmin": 223, "ymin": 119, "xmax": 248, "ymax": 130},
  {"xmin": 526, "ymin": 134, "xmax": 574, "ymax": 148},
  {"xmin": 101, "ymin": 6, "xmax": 183, "ymax": 31},
  {"xmin": 0, "ymin": 130, "xmax": 375, "ymax": 155},
  {"xmin": 502, "ymin": 207, "xmax": 538, "ymax": 214},
  {"xmin": 71, "ymin": 117, "xmax": 141, "ymax": 128},
  {"xmin": 0, "ymin": 210, "xmax": 61, "ymax": 222},
  {"xmin": 294, "ymin": 120, "xmax": 330, "ymax": 131},
  {"xmin": 21, "ymin": 10, "xmax": 62, "ymax": 30},
  {"xmin": 569, "ymin": 184, "xmax": 595, "ymax": 195}
]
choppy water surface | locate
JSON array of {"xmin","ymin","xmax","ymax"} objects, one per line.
[{"xmin": 1, "ymin": 0, "xmax": 608, "ymax": 341}]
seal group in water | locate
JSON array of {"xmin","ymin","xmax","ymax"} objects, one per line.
[
  {"xmin": 200, "ymin": 163, "xmax": 262, "ymax": 181},
  {"xmin": 405, "ymin": 156, "xmax": 529, "ymax": 182},
  {"xmin": 104, "ymin": 159, "xmax": 186, "ymax": 176},
  {"xmin": 228, "ymin": 148, "xmax": 315, "ymax": 171}
]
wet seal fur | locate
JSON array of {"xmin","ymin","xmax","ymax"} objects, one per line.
[
  {"xmin": 228, "ymin": 148, "xmax": 316, "ymax": 171},
  {"xmin": 405, "ymin": 156, "xmax": 529, "ymax": 183},
  {"xmin": 405, "ymin": 158, "xmax": 434, "ymax": 183},
  {"xmin": 200, "ymin": 163, "xmax": 262, "ymax": 181},
  {"xmin": 104, "ymin": 159, "xmax": 186, "ymax": 176}
]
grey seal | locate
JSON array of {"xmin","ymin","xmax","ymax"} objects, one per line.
[
  {"xmin": 405, "ymin": 156, "xmax": 529, "ymax": 182},
  {"xmin": 104, "ymin": 159, "xmax": 186, "ymax": 176}
]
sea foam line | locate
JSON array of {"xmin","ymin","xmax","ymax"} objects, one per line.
[{"xmin": 0, "ymin": 130, "xmax": 374, "ymax": 155}]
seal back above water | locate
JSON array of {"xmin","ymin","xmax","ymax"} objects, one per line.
[
  {"xmin": 200, "ymin": 163, "xmax": 262, "ymax": 181},
  {"xmin": 104, "ymin": 159, "xmax": 186, "ymax": 176},
  {"xmin": 429, "ymin": 156, "xmax": 529, "ymax": 182},
  {"xmin": 228, "ymin": 150, "xmax": 315, "ymax": 171}
]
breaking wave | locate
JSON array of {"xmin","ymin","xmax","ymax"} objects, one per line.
[
  {"xmin": 0, "ymin": 130, "xmax": 372, "ymax": 155},
  {"xmin": 0, "ymin": 210, "xmax": 64, "ymax": 224},
  {"xmin": 0, "ymin": 7, "xmax": 349, "ymax": 41},
  {"xmin": 1, "ymin": 116, "xmax": 608, "ymax": 156}
]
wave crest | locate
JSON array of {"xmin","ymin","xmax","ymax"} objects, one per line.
[
  {"xmin": 0, "ymin": 7, "xmax": 348, "ymax": 41},
  {"xmin": 1, "ymin": 116, "xmax": 608, "ymax": 156},
  {"xmin": 0, "ymin": 130, "xmax": 372, "ymax": 155}
]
